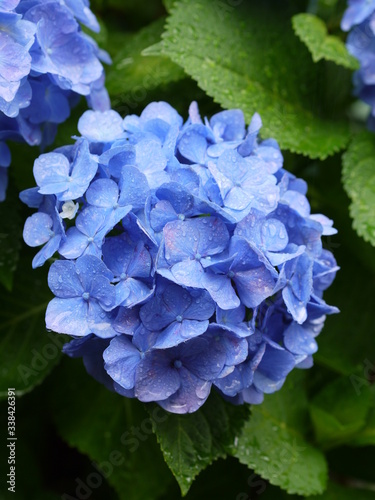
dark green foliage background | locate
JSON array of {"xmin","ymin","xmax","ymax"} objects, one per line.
[{"xmin": 1, "ymin": 0, "xmax": 375, "ymax": 498}]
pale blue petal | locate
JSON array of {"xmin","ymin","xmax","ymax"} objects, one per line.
[{"xmin": 45, "ymin": 297, "xmax": 90, "ymax": 336}]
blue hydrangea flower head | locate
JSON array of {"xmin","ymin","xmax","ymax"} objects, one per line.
[
  {"xmin": 22, "ymin": 101, "xmax": 339, "ymax": 414},
  {"xmin": 342, "ymin": 0, "xmax": 375, "ymax": 128},
  {"xmin": 0, "ymin": 0, "xmax": 110, "ymax": 200}
]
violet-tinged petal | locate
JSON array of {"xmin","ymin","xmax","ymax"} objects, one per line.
[
  {"xmin": 135, "ymin": 350, "xmax": 181, "ymax": 402},
  {"xmin": 159, "ymin": 367, "xmax": 211, "ymax": 414},
  {"xmin": 103, "ymin": 336, "xmax": 141, "ymax": 390}
]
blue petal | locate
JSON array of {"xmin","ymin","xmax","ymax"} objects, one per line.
[
  {"xmin": 75, "ymin": 255, "xmax": 114, "ymax": 302},
  {"xmin": 64, "ymin": 0, "xmax": 100, "ymax": 32},
  {"xmin": 207, "ymin": 325, "xmax": 248, "ymax": 368},
  {"xmin": 0, "ymin": 30, "xmax": 31, "ymax": 84},
  {"xmin": 76, "ymin": 206, "xmax": 107, "ymax": 238},
  {"xmin": 237, "ymin": 112, "xmax": 262, "ymax": 156},
  {"xmin": 256, "ymin": 345, "xmax": 295, "ymax": 382},
  {"xmin": 234, "ymin": 267, "xmax": 276, "ymax": 308},
  {"xmin": 153, "ymin": 319, "xmax": 209, "ymax": 349},
  {"xmin": 62, "ymin": 139, "xmax": 98, "ymax": 201},
  {"xmin": 216, "ymin": 304, "xmax": 245, "ymax": 325},
  {"xmin": 253, "ymin": 371, "xmax": 286, "ymax": 394},
  {"xmin": 118, "ymin": 165, "xmax": 149, "ymax": 210},
  {"xmin": 183, "ymin": 289, "xmax": 216, "ymax": 320},
  {"xmin": 202, "ymin": 272, "xmax": 240, "ymax": 310},
  {"xmin": 32, "ymin": 234, "xmax": 62, "ymax": 268},
  {"xmin": 99, "ymin": 142, "xmax": 135, "ymax": 170},
  {"xmin": 135, "ymin": 350, "xmax": 181, "ymax": 402},
  {"xmin": 149, "ymin": 199, "xmax": 178, "ymax": 233},
  {"xmin": 48, "ymin": 259, "xmax": 82, "ymax": 297},
  {"xmin": 214, "ymin": 367, "xmax": 247, "ymax": 397},
  {"xmin": 182, "ymin": 335, "xmax": 226, "ymax": 381},
  {"xmin": 103, "ymin": 335, "xmax": 141, "ymax": 390},
  {"xmin": 156, "ymin": 182, "xmax": 194, "ymax": 215},
  {"xmin": 139, "ymin": 101, "xmax": 183, "ymax": 128},
  {"xmin": 254, "ymin": 144, "xmax": 283, "ymax": 174},
  {"xmin": 58, "ymin": 226, "xmax": 90, "ymax": 259},
  {"xmin": 118, "ymin": 278, "xmax": 154, "ymax": 308},
  {"xmin": 135, "ymin": 139, "xmax": 168, "ymax": 188},
  {"xmin": 87, "ymin": 301, "xmax": 118, "ymax": 338},
  {"xmin": 46, "ymin": 297, "xmax": 90, "ymax": 336},
  {"xmin": 282, "ymin": 286, "xmax": 308, "ymax": 324},
  {"xmin": 86, "ymin": 178, "xmax": 119, "ymax": 208},
  {"xmin": 23, "ymin": 212, "xmax": 53, "ymax": 247},
  {"xmin": 210, "ymin": 109, "xmax": 245, "ymax": 141},
  {"xmin": 178, "ymin": 129, "xmax": 208, "ymax": 164},
  {"xmin": 284, "ymin": 323, "xmax": 318, "ymax": 355},
  {"xmin": 0, "ymin": 1, "xmax": 20, "ymax": 10},
  {"xmin": 113, "ymin": 307, "xmax": 141, "ymax": 335},
  {"xmin": 287, "ymin": 253, "xmax": 314, "ymax": 302},
  {"xmin": 103, "ymin": 235, "xmax": 152, "ymax": 278},
  {"xmin": 168, "ymin": 259, "xmax": 204, "ymax": 288},
  {"xmin": 159, "ymin": 367, "xmax": 211, "ymax": 414},
  {"xmin": 242, "ymin": 385, "xmax": 264, "ymax": 404},
  {"xmin": 33, "ymin": 152, "xmax": 70, "ymax": 194},
  {"xmin": 281, "ymin": 190, "xmax": 310, "ymax": 217},
  {"xmin": 19, "ymin": 187, "xmax": 43, "ymax": 208},
  {"xmin": 78, "ymin": 109, "xmax": 124, "ymax": 142}
]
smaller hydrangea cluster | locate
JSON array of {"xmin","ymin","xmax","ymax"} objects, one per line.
[
  {"xmin": 0, "ymin": 0, "xmax": 110, "ymax": 200},
  {"xmin": 342, "ymin": 0, "xmax": 375, "ymax": 129},
  {"xmin": 22, "ymin": 101, "xmax": 339, "ymax": 414}
]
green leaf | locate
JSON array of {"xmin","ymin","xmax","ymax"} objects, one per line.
[
  {"xmin": 0, "ymin": 251, "xmax": 64, "ymax": 400},
  {"xmin": 348, "ymin": 386, "xmax": 375, "ymax": 446},
  {"xmin": 105, "ymin": 17, "xmax": 185, "ymax": 110},
  {"xmin": 310, "ymin": 376, "xmax": 372, "ymax": 448},
  {"xmin": 292, "ymin": 13, "xmax": 359, "ymax": 70},
  {"xmin": 161, "ymin": 0, "xmax": 350, "ymax": 159},
  {"xmin": 163, "ymin": 0, "xmax": 175, "ymax": 12},
  {"xmin": 262, "ymin": 481, "xmax": 375, "ymax": 500},
  {"xmin": 342, "ymin": 131, "xmax": 375, "ymax": 246},
  {"xmin": 0, "ymin": 191, "xmax": 22, "ymax": 291},
  {"xmin": 149, "ymin": 391, "xmax": 249, "ymax": 496},
  {"xmin": 49, "ymin": 358, "xmax": 173, "ymax": 500},
  {"xmin": 232, "ymin": 371, "xmax": 328, "ymax": 496}
]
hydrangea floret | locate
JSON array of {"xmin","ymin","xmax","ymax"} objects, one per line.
[
  {"xmin": 342, "ymin": 0, "xmax": 375, "ymax": 129},
  {"xmin": 22, "ymin": 101, "xmax": 339, "ymax": 414},
  {"xmin": 0, "ymin": 0, "xmax": 110, "ymax": 200}
]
